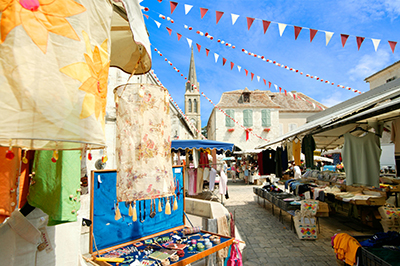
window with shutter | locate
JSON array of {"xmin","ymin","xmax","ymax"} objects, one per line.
[
  {"xmin": 243, "ymin": 110, "xmax": 253, "ymax": 127},
  {"xmin": 262, "ymin": 109, "xmax": 271, "ymax": 127},
  {"xmin": 225, "ymin": 110, "xmax": 235, "ymax": 127}
]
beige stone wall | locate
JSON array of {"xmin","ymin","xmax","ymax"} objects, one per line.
[{"xmin": 365, "ymin": 63, "xmax": 400, "ymax": 90}]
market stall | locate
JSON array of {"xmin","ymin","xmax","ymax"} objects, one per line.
[{"xmin": 254, "ymin": 78, "xmax": 400, "ymax": 228}]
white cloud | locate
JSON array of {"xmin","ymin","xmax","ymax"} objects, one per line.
[
  {"xmin": 320, "ymin": 91, "xmax": 346, "ymax": 108},
  {"xmin": 347, "ymin": 50, "xmax": 391, "ymax": 81},
  {"xmin": 339, "ymin": 0, "xmax": 400, "ymax": 20}
]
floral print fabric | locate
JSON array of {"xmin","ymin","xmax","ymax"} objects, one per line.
[{"xmin": 116, "ymin": 84, "xmax": 174, "ymax": 201}]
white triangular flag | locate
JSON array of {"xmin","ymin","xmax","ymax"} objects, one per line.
[
  {"xmin": 186, "ymin": 38, "xmax": 192, "ymax": 48},
  {"xmin": 278, "ymin": 23, "xmax": 287, "ymax": 37},
  {"xmin": 231, "ymin": 13, "xmax": 239, "ymax": 25},
  {"xmin": 325, "ymin": 31, "xmax": 334, "ymax": 46},
  {"xmin": 154, "ymin": 20, "xmax": 161, "ymax": 28},
  {"xmin": 257, "ymin": 76, "xmax": 260, "ymax": 82},
  {"xmin": 214, "ymin": 53, "xmax": 219, "ymax": 63},
  {"xmin": 237, "ymin": 65, "xmax": 241, "ymax": 72},
  {"xmin": 312, "ymin": 102, "xmax": 316, "ymax": 109},
  {"xmin": 371, "ymin": 38, "xmax": 381, "ymax": 51},
  {"xmin": 184, "ymin": 4, "xmax": 193, "ymax": 15},
  {"xmin": 288, "ymin": 91, "xmax": 293, "ymax": 97},
  {"xmin": 274, "ymin": 84, "xmax": 278, "ymax": 91}
]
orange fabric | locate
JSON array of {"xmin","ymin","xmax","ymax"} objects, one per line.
[
  {"xmin": 333, "ymin": 233, "xmax": 361, "ymax": 265},
  {"xmin": 292, "ymin": 139, "xmax": 301, "ymax": 166},
  {"xmin": 18, "ymin": 150, "xmax": 35, "ymax": 208},
  {"xmin": 0, "ymin": 147, "xmax": 20, "ymax": 223}
]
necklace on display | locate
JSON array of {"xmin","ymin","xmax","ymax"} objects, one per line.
[
  {"xmin": 150, "ymin": 198, "xmax": 156, "ymax": 218},
  {"xmin": 140, "ymin": 200, "xmax": 146, "ymax": 223}
]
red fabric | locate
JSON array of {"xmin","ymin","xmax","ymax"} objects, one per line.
[
  {"xmin": 341, "ymin": 34, "xmax": 349, "ymax": 47},
  {"xmin": 258, "ymin": 152, "xmax": 264, "ymax": 175},
  {"xmin": 230, "ymin": 213, "xmax": 235, "ymax": 238},
  {"xmin": 200, "ymin": 7, "xmax": 208, "ymax": 19},
  {"xmin": 230, "ymin": 62, "xmax": 234, "ymax": 70},
  {"xmin": 246, "ymin": 130, "xmax": 249, "ymax": 141},
  {"xmin": 356, "ymin": 36, "xmax": 365, "ymax": 50},
  {"xmin": 309, "ymin": 29, "xmax": 318, "ymax": 42},
  {"xmin": 294, "ymin": 26, "xmax": 302, "ymax": 40},
  {"xmin": 246, "ymin": 17, "xmax": 255, "ymax": 30},
  {"xmin": 170, "ymin": 1, "xmax": 178, "ymax": 14},
  {"xmin": 262, "ymin": 20, "xmax": 271, "ymax": 34},
  {"xmin": 18, "ymin": 150, "xmax": 35, "ymax": 208},
  {"xmin": 196, "ymin": 43, "xmax": 201, "ymax": 52},
  {"xmin": 177, "ymin": 33, "xmax": 182, "ymax": 41},
  {"xmin": 216, "ymin": 11, "xmax": 224, "ymax": 24},
  {"xmin": 166, "ymin": 27, "xmax": 172, "ymax": 35},
  {"xmin": 227, "ymin": 242, "xmax": 243, "ymax": 266},
  {"xmin": 389, "ymin": 41, "xmax": 397, "ymax": 53}
]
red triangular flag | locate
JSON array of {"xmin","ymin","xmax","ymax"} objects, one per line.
[
  {"xmin": 263, "ymin": 79, "xmax": 266, "ymax": 85},
  {"xmin": 284, "ymin": 89, "xmax": 287, "ymax": 96},
  {"xmin": 294, "ymin": 26, "xmax": 302, "ymax": 40},
  {"xmin": 205, "ymin": 48, "xmax": 210, "ymax": 56},
  {"xmin": 262, "ymin": 20, "xmax": 271, "ymax": 34},
  {"xmin": 251, "ymin": 72, "xmax": 254, "ymax": 81},
  {"xmin": 222, "ymin": 58, "xmax": 227, "ymax": 66},
  {"xmin": 356, "ymin": 36, "xmax": 365, "ymax": 50},
  {"xmin": 293, "ymin": 94, "xmax": 296, "ymax": 100},
  {"xmin": 170, "ymin": 1, "xmax": 178, "ymax": 14},
  {"xmin": 245, "ymin": 69, "xmax": 248, "ymax": 76},
  {"xmin": 166, "ymin": 27, "xmax": 172, "ymax": 35},
  {"xmin": 341, "ymin": 34, "xmax": 349, "ymax": 47},
  {"xmin": 389, "ymin": 41, "xmax": 397, "ymax": 53},
  {"xmin": 216, "ymin": 11, "xmax": 224, "ymax": 24},
  {"xmin": 246, "ymin": 17, "xmax": 255, "ymax": 30},
  {"xmin": 246, "ymin": 130, "xmax": 249, "ymax": 141},
  {"xmin": 200, "ymin": 7, "xmax": 208, "ymax": 19},
  {"xmin": 230, "ymin": 62, "xmax": 234, "ymax": 70},
  {"xmin": 310, "ymin": 29, "xmax": 318, "ymax": 42},
  {"xmin": 279, "ymin": 87, "xmax": 282, "ymax": 93},
  {"xmin": 196, "ymin": 43, "xmax": 201, "ymax": 52},
  {"xmin": 157, "ymin": 0, "xmax": 162, "ymax": 2},
  {"xmin": 144, "ymin": 14, "xmax": 149, "ymax": 19},
  {"xmin": 177, "ymin": 33, "xmax": 182, "ymax": 41},
  {"xmin": 268, "ymin": 82, "xmax": 271, "ymax": 88}
]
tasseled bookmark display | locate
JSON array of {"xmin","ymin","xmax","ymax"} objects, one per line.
[
  {"xmin": 132, "ymin": 201, "xmax": 137, "ymax": 222},
  {"xmin": 115, "ymin": 202, "xmax": 122, "ymax": 221},
  {"xmin": 128, "ymin": 202, "xmax": 133, "ymax": 216},
  {"xmin": 158, "ymin": 198, "xmax": 162, "ymax": 212},
  {"xmin": 165, "ymin": 197, "xmax": 171, "ymax": 215},
  {"xmin": 173, "ymin": 195, "xmax": 178, "ymax": 211}
]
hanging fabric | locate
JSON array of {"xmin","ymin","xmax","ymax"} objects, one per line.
[
  {"xmin": 302, "ymin": 135, "xmax": 316, "ymax": 169},
  {"xmin": 292, "ymin": 138, "xmax": 301, "ymax": 166},
  {"xmin": 115, "ymin": 84, "xmax": 174, "ymax": 201}
]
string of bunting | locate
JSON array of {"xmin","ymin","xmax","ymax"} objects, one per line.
[
  {"xmin": 150, "ymin": 71, "xmax": 207, "ymax": 139},
  {"xmin": 143, "ymin": 8, "xmax": 362, "ymax": 95},
  {"xmin": 156, "ymin": 1, "xmax": 398, "ymax": 53},
  {"xmin": 152, "ymin": 23, "xmax": 325, "ymax": 111},
  {"xmin": 153, "ymin": 46, "xmax": 273, "ymax": 142}
]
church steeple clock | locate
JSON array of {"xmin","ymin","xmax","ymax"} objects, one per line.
[{"xmin": 184, "ymin": 47, "xmax": 201, "ymax": 139}]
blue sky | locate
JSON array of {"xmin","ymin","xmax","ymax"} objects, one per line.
[{"xmin": 140, "ymin": 0, "xmax": 400, "ymax": 127}]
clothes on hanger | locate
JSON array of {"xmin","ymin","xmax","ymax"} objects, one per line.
[
  {"xmin": 275, "ymin": 147, "xmax": 283, "ymax": 177},
  {"xmin": 391, "ymin": 118, "xmax": 400, "ymax": 177},
  {"xmin": 342, "ymin": 132, "xmax": 381, "ymax": 187},
  {"xmin": 302, "ymin": 135, "xmax": 316, "ymax": 169},
  {"xmin": 292, "ymin": 138, "xmax": 301, "ymax": 166}
]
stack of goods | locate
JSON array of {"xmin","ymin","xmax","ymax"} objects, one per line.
[
  {"xmin": 94, "ymin": 228, "xmax": 229, "ymax": 266},
  {"xmin": 378, "ymin": 205, "xmax": 400, "ymax": 232},
  {"xmin": 293, "ymin": 200, "xmax": 319, "ymax": 240}
]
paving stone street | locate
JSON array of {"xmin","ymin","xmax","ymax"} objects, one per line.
[{"xmin": 223, "ymin": 179, "xmax": 378, "ymax": 266}]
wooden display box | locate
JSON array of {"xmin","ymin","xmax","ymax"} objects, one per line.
[
  {"xmin": 316, "ymin": 201, "xmax": 329, "ymax": 217},
  {"xmin": 89, "ymin": 167, "xmax": 233, "ymax": 266}
]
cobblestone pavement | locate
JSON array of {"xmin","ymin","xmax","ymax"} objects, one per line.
[{"xmin": 223, "ymin": 179, "xmax": 378, "ymax": 266}]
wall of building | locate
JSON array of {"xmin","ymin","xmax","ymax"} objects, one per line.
[
  {"xmin": 212, "ymin": 107, "xmax": 279, "ymax": 151},
  {"xmin": 366, "ymin": 64, "xmax": 400, "ymax": 90},
  {"xmin": 278, "ymin": 112, "xmax": 314, "ymax": 136}
]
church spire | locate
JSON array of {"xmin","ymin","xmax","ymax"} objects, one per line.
[{"xmin": 186, "ymin": 46, "xmax": 199, "ymax": 92}]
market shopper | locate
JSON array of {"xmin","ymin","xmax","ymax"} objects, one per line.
[
  {"xmin": 293, "ymin": 163, "xmax": 302, "ymax": 179},
  {"xmin": 231, "ymin": 163, "xmax": 237, "ymax": 182}
]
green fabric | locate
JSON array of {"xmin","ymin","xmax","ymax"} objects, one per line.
[
  {"xmin": 301, "ymin": 135, "xmax": 315, "ymax": 169},
  {"xmin": 27, "ymin": 150, "xmax": 81, "ymax": 226},
  {"xmin": 261, "ymin": 109, "xmax": 271, "ymax": 127},
  {"xmin": 225, "ymin": 110, "xmax": 235, "ymax": 127},
  {"xmin": 243, "ymin": 109, "xmax": 253, "ymax": 127},
  {"xmin": 342, "ymin": 132, "xmax": 381, "ymax": 187},
  {"xmin": 365, "ymin": 247, "xmax": 400, "ymax": 266}
]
